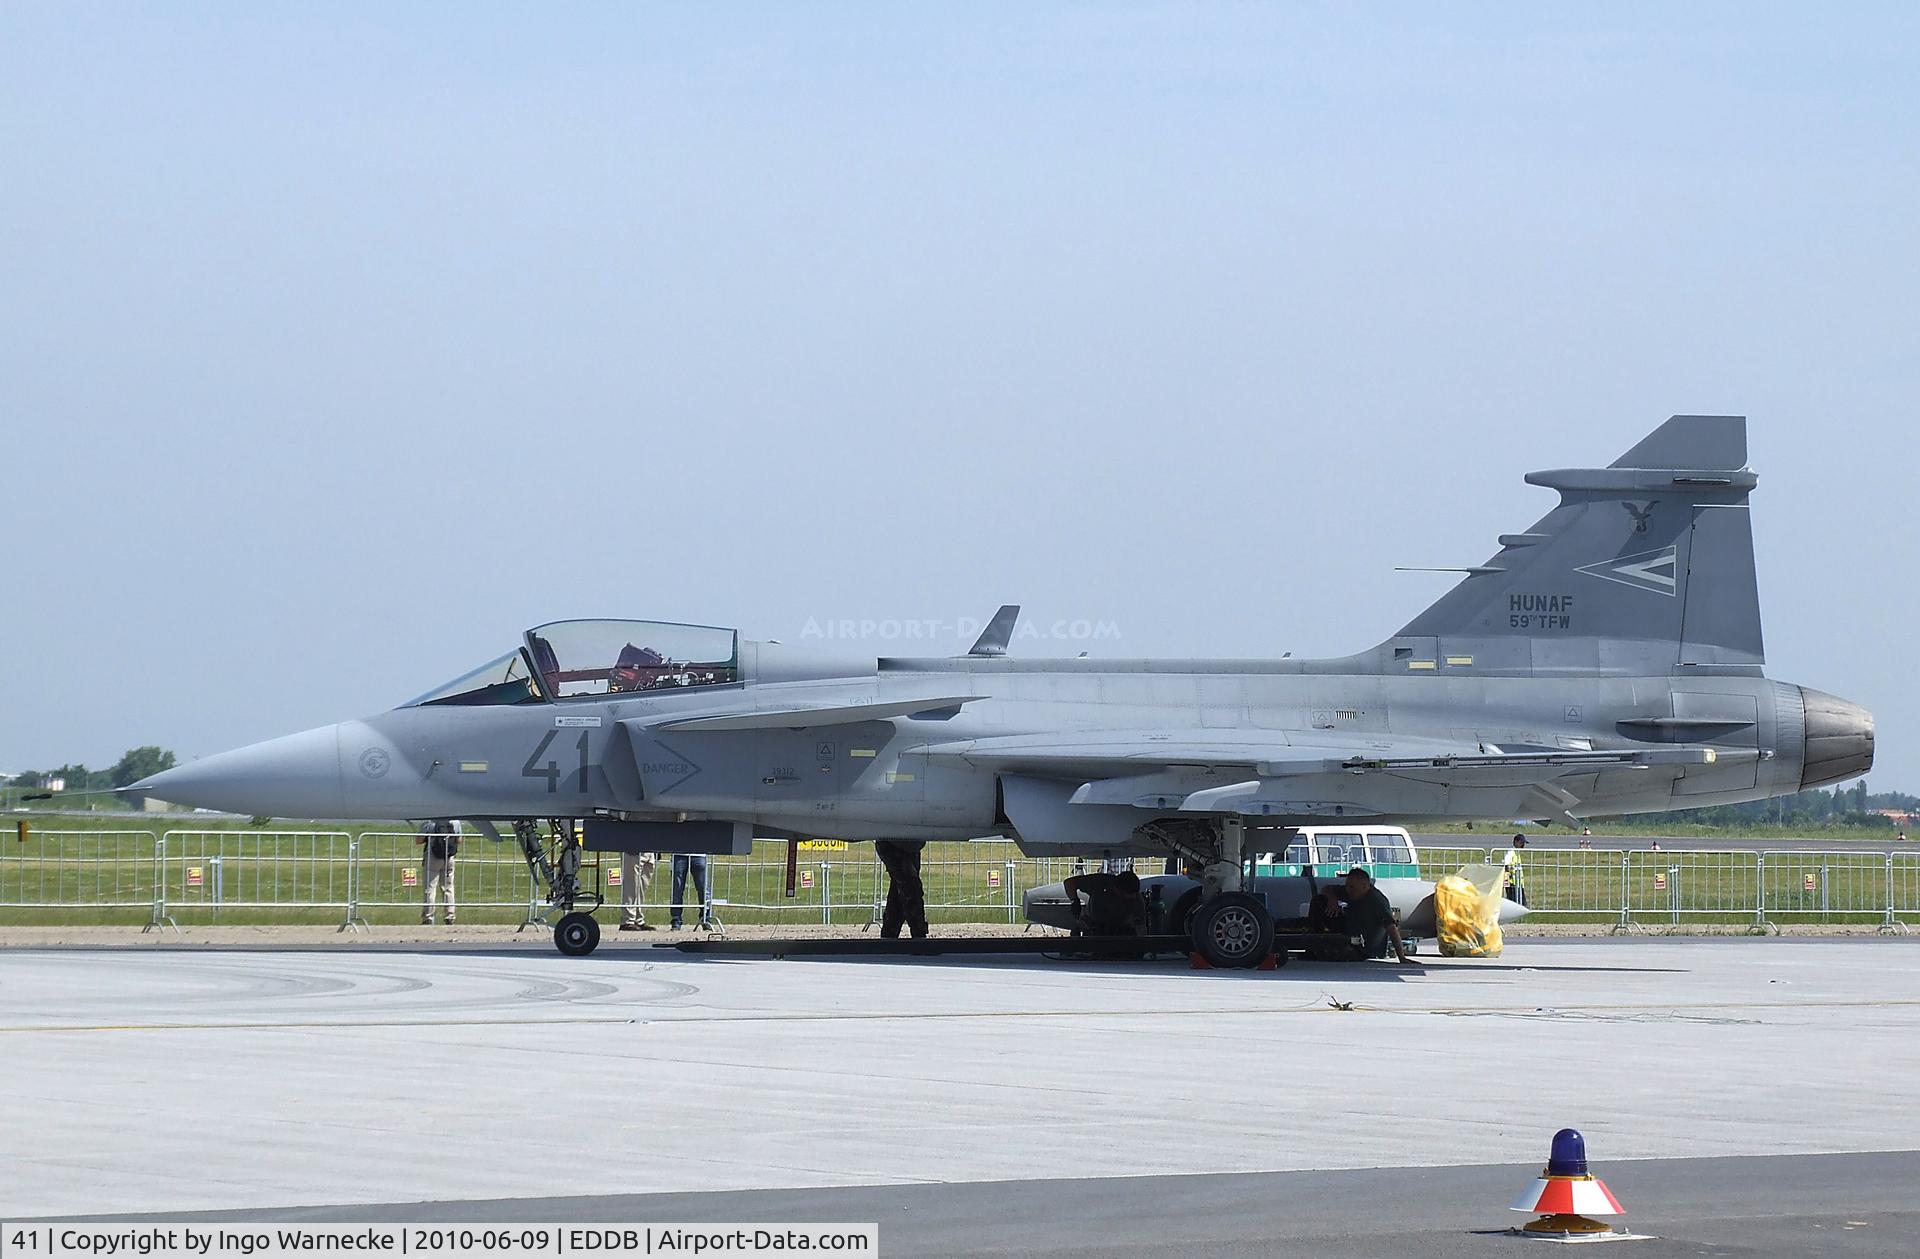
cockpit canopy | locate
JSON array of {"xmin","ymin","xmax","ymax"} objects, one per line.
[
  {"xmin": 527, "ymin": 619, "xmax": 740, "ymax": 697},
  {"xmin": 405, "ymin": 650, "xmax": 543, "ymax": 707},
  {"xmin": 405, "ymin": 620, "xmax": 741, "ymax": 707}
]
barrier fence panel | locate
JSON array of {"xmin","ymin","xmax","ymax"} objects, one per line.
[
  {"xmin": 161, "ymin": 831, "xmax": 354, "ymax": 922},
  {"xmin": 700, "ymin": 858, "xmax": 879, "ymax": 925},
  {"xmin": 1624, "ymin": 849, "xmax": 1763, "ymax": 925},
  {"xmin": 1417, "ymin": 846, "xmax": 1497, "ymax": 873},
  {"xmin": 1758, "ymin": 850, "xmax": 1890, "ymax": 924},
  {"xmin": 1892, "ymin": 854, "xmax": 1920, "ymax": 929},
  {"xmin": 0, "ymin": 830, "xmax": 160, "ymax": 916},
  {"xmin": 353, "ymin": 831, "xmax": 539, "ymax": 923},
  {"xmin": 1504, "ymin": 850, "xmax": 1624, "ymax": 920},
  {"xmin": 919, "ymin": 858, "xmax": 1028, "ymax": 924}
]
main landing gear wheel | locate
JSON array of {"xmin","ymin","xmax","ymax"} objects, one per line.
[
  {"xmin": 554, "ymin": 911, "xmax": 601, "ymax": 957},
  {"xmin": 1192, "ymin": 892, "xmax": 1275, "ymax": 969}
]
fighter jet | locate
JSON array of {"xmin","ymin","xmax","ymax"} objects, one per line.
[{"xmin": 137, "ymin": 416, "xmax": 1872, "ymax": 962}]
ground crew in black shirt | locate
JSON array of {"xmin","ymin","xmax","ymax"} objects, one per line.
[
  {"xmin": 1339, "ymin": 867, "xmax": 1418, "ymax": 964},
  {"xmin": 875, "ymin": 839, "xmax": 928, "ymax": 939}
]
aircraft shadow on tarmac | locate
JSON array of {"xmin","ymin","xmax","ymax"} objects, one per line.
[
  {"xmin": 81, "ymin": 943, "xmax": 1681, "ymax": 976},
  {"xmin": 621, "ymin": 950, "xmax": 1687, "ymax": 980}
]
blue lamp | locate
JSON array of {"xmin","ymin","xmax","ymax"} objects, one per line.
[{"xmin": 1546, "ymin": 1128, "xmax": 1589, "ymax": 1177}]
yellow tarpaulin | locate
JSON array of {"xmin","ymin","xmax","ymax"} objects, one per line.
[{"xmin": 1434, "ymin": 863, "xmax": 1504, "ymax": 958}]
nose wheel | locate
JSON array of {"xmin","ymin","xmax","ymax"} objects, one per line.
[{"xmin": 553, "ymin": 911, "xmax": 601, "ymax": 957}]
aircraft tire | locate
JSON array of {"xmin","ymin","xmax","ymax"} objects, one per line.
[
  {"xmin": 554, "ymin": 911, "xmax": 601, "ymax": 957},
  {"xmin": 1192, "ymin": 892, "xmax": 1274, "ymax": 969}
]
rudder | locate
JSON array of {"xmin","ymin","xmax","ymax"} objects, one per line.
[{"xmin": 1393, "ymin": 416, "xmax": 1763, "ymax": 673}]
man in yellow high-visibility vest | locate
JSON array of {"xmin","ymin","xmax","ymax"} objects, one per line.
[{"xmin": 1503, "ymin": 834, "xmax": 1529, "ymax": 907}]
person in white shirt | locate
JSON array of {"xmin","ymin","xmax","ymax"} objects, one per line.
[{"xmin": 619, "ymin": 849, "xmax": 658, "ymax": 931}]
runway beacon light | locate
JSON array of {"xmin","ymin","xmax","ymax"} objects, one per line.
[{"xmin": 1509, "ymin": 1128, "xmax": 1625, "ymax": 1238}]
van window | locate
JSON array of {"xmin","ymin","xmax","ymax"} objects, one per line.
[
  {"xmin": 1317, "ymin": 832, "xmax": 1363, "ymax": 865},
  {"xmin": 1367, "ymin": 833, "xmax": 1414, "ymax": 863}
]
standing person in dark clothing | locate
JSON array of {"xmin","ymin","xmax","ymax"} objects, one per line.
[
  {"xmin": 875, "ymin": 839, "xmax": 928, "ymax": 939},
  {"xmin": 669, "ymin": 853, "xmax": 715, "ymax": 931}
]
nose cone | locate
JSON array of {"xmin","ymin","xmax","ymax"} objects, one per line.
[
  {"xmin": 1799, "ymin": 688, "xmax": 1875, "ymax": 789},
  {"xmin": 135, "ymin": 724, "xmax": 346, "ymax": 817}
]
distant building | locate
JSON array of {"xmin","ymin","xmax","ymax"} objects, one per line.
[
  {"xmin": 1873, "ymin": 808, "xmax": 1915, "ymax": 826},
  {"xmin": 45, "ymin": 776, "xmax": 67, "ymax": 792}
]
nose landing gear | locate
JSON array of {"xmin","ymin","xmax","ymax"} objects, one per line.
[{"xmin": 510, "ymin": 819, "xmax": 607, "ymax": 956}]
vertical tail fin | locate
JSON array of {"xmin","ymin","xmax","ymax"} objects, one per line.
[{"xmin": 1393, "ymin": 416, "xmax": 1763, "ymax": 672}]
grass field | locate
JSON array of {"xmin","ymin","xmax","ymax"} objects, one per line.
[{"xmin": 4, "ymin": 817, "xmax": 1917, "ymax": 929}]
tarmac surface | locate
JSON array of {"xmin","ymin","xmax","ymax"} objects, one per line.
[{"xmin": 4, "ymin": 936, "xmax": 1918, "ymax": 1255}]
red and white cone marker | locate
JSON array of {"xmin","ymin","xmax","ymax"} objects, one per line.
[{"xmin": 1509, "ymin": 1129, "xmax": 1640, "ymax": 1241}]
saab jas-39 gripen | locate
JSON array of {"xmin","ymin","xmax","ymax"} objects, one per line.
[{"xmin": 138, "ymin": 416, "xmax": 1872, "ymax": 962}]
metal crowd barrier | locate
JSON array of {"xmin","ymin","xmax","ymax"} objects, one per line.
[
  {"xmin": 703, "ymin": 858, "xmax": 874, "ymax": 925},
  {"xmin": 1892, "ymin": 853, "xmax": 1920, "ymax": 926},
  {"xmin": 158, "ymin": 830, "xmax": 355, "ymax": 927},
  {"xmin": 351, "ymin": 831, "xmax": 543, "ymax": 928},
  {"xmin": 1757, "ymin": 850, "xmax": 1895, "ymax": 927},
  {"xmin": 0, "ymin": 830, "xmax": 1916, "ymax": 932},
  {"xmin": 0, "ymin": 829, "xmax": 163, "ymax": 921}
]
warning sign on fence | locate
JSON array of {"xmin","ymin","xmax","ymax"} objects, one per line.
[
  {"xmin": 800, "ymin": 870, "xmax": 815, "ymax": 889},
  {"xmin": 1804, "ymin": 873, "xmax": 1817, "ymax": 892},
  {"xmin": 186, "ymin": 866, "xmax": 203, "ymax": 888},
  {"xmin": 987, "ymin": 870, "xmax": 1002, "ymax": 889},
  {"xmin": 1653, "ymin": 872, "xmax": 1667, "ymax": 891},
  {"xmin": 607, "ymin": 867, "xmax": 622, "ymax": 886},
  {"xmin": 401, "ymin": 867, "xmax": 418, "ymax": 887}
]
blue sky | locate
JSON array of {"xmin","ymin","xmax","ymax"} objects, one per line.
[{"xmin": 2, "ymin": 3, "xmax": 1915, "ymax": 786}]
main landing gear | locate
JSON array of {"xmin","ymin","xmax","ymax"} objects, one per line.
[
  {"xmin": 511, "ymin": 819, "xmax": 606, "ymax": 956},
  {"xmin": 1192, "ymin": 892, "xmax": 1277, "ymax": 968},
  {"xmin": 1147, "ymin": 816, "xmax": 1280, "ymax": 969}
]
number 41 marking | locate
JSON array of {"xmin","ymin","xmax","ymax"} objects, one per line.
[{"xmin": 523, "ymin": 730, "xmax": 591, "ymax": 793}]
